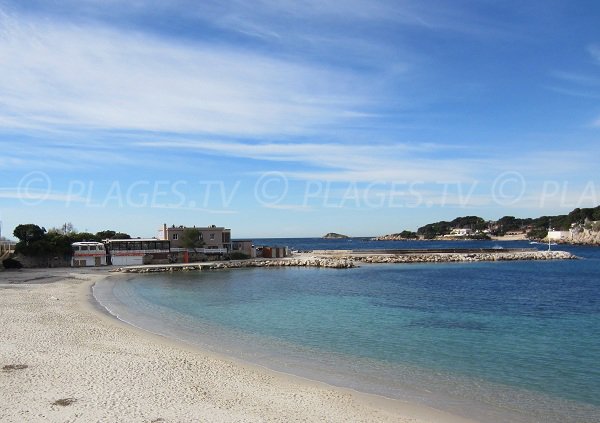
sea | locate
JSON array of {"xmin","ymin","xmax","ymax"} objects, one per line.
[{"xmin": 93, "ymin": 239, "xmax": 600, "ymax": 422}]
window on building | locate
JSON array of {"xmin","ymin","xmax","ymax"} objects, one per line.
[
  {"xmin": 172, "ymin": 233, "xmax": 178, "ymax": 240},
  {"xmin": 210, "ymin": 233, "xmax": 215, "ymax": 240}
]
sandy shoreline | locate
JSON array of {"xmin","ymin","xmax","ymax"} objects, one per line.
[{"xmin": 0, "ymin": 269, "xmax": 475, "ymax": 423}]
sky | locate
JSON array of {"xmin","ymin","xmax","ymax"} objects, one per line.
[{"xmin": 0, "ymin": 0, "xmax": 599, "ymax": 238}]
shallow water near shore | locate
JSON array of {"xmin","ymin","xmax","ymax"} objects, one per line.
[{"xmin": 94, "ymin": 241, "xmax": 600, "ymax": 422}]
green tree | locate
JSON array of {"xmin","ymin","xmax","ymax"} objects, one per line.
[
  {"xmin": 496, "ymin": 216, "xmax": 520, "ymax": 234},
  {"xmin": 96, "ymin": 230, "xmax": 116, "ymax": 240},
  {"xmin": 95, "ymin": 230, "xmax": 131, "ymax": 240},
  {"xmin": 45, "ymin": 232, "xmax": 73, "ymax": 257},
  {"xmin": 13, "ymin": 224, "xmax": 46, "ymax": 244},
  {"xmin": 417, "ymin": 221, "xmax": 452, "ymax": 239},
  {"xmin": 13, "ymin": 224, "xmax": 75, "ymax": 258},
  {"xmin": 181, "ymin": 228, "xmax": 204, "ymax": 251},
  {"xmin": 399, "ymin": 230, "xmax": 418, "ymax": 239},
  {"xmin": 450, "ymin": 216, "xmax": 486, "ymax": 231},
  {"xmin": 70, "ymin": 232, "xmax": 100, "ymax": 242},
  {"xmin": 47, "ymin": 223, "xmax": 75, "ymax": 236},
  {"xmin": 527, "ymin": 227, "xmax": 548, "ymax": 240}
]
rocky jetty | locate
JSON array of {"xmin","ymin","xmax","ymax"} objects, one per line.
[
  {"xmin": 114, "ymin": 250, "xmax": 576, "ymax": 274},
  {"xmin": 372, "ymin": 234, "xmax": 415, "ymax": 241},
  {"xmin": 333, "ymin": 250, "xmax": 576, "ymax": 264},
  {"xmin": 114, "ymin": 257, "xmax": 356, "ymax": 273}
]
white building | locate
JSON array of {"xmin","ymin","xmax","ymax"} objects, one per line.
[
  {"xmin": 450, "ymin": 228, "xmax": 473, "ymax": 236},
  {"xmin": 547, "ymin": 230, "xmax": 571, "ymax": 241},
  {"xmin": 105, "ymin": 238, "xmax": 170, "ymax": 266},
  {"xmin": 71, "ymin": 242, "xmax": 107, "ymax": 267}
]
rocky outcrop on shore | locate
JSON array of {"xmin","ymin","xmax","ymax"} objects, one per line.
[{"xmin": 562, "ymin": 229, "xmax": 600, "ymax": 245}]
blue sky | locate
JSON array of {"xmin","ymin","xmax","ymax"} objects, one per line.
[{"xmin": 0, "ymin": 0, "xmax": 599, "ymax": 238}]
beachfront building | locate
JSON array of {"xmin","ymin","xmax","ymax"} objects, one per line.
[
  {"xmin": 449, "ymin": 228, "xmax": 473, "ymax": 237},
  {"xmin": 71, "ymin": 242, "xmax": 107, "ymax": 267},
  {"xmin": 231, "ymin": 240, "xmax": 256, "ymax": 258},
  {"xmin": 259, "ymin": 246, "xmax": 289, "ymax": 258},
  {"xmin": 158, "ymin": 224, "xmax": 232, "ymax": 255},
  {"xmin": 105, "ymin": 238, "xmax": 171, "ymax": 266}
]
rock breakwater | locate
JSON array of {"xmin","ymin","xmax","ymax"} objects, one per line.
[
  {"xmin": 114, "ymin": 257, "xmax": 356, "ymax": 273},
  {"xmin": 335, "ymin": 250, "xmax": 576, "ymax": 264},
  {"xmin": 113, "ymin": 250, "xmax": 576, "ymax": 274}
]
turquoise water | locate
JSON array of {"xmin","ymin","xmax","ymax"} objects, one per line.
[{"xmin": 94, "ymin": 242, "xmax": 600, "ymax": 422}]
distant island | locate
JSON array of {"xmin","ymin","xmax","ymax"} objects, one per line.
[{"xmin": 322, "ymin": 232, "xmax": 349, "ymax": 239}]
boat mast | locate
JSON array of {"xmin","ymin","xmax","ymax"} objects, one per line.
[{"xmin": 548, "ymin": 218, "xmax": 551, "ymax": 251}]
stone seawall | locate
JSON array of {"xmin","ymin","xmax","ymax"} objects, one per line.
[{"xmin": 114, "ymin": 250, "xmax": 576, "ymax": 274}]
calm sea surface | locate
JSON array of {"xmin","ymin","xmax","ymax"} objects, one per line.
[{"xmin": 94, "ymin": 240, "xmax": 600, "ymax": 422}]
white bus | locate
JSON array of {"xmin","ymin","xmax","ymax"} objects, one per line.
[
  {"xmin": 71, "ymin": 242, "xmax": 107, "ymax": 267},
  {"xmin": 105, "ymin": 238, "xmax": 171, "ymax": 266}
]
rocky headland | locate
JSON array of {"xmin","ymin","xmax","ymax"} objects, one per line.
[{"xmin": 554, "ymin": 229, "xmax": 600, "ymax": 246}]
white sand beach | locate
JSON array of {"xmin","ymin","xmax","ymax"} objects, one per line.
[{"xmin": 0, "ymin": 269, "xmax": 475, "ymax": 423}]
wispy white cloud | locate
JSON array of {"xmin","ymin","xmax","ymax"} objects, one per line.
[
  {"xmin": 0, "ymin": 11, "xmax": 377, "ymax": 136},
  {"xmin": 6, "ymin": 0, "xmax": 512, "ymax": 38},
  {"xmin": 548, "ymin": 68, "xmax": 600, "ymax": 125},
  {"xmin": 261, "ymin": 204, "xmax": 314, "ymax": 212},
  {"xmin": 545, "ymin": 86, "xmax": 600, "ymax": 100},
  {"xmin": 136, "ymin": 138, "xmax": 599, "ymax": 186},
  {"xmin": 0, "ymin": 139, "xmax": 150, "ymax": 171},
  {"xmin": 0, "ymin": 188, "xmax": 87, "ymax": 203},
  {"xmin": 137, "ymin": 138, "xmax": 474, "ymax": 182},
  {"xmin": 551, "ymin": 70, "xmax": 600, "ymax": 86},
  {"xmin": 208, "ymin": 0, "xmax": 519, "ymax": 40}
]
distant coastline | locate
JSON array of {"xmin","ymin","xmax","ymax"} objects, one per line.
[
  {"xmin": 371, "ymin": 205, "xmax": 600, "ymax": 245},
  {"xmin": 372, "ymin": 233, "xmax": 528, "ymax": 242}
]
